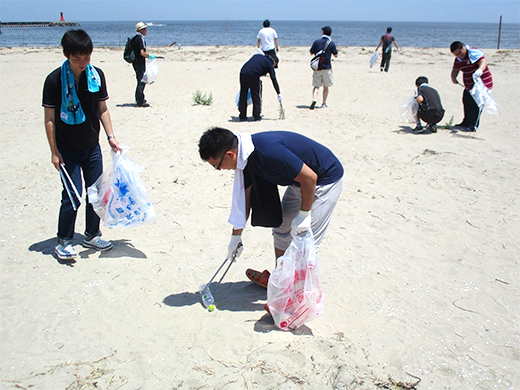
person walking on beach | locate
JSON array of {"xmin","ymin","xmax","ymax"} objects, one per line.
[
  {"xmin": 132, "ymin": 22, "xmax": 155, "ymax": 107},
  {"xmin": 42, "ymin": 29, "xmax": 122, "ymax": 261},
  {"xmin": 375, "ymin": 27, "xmax": 400, "ymax": 72},
  {"xmin": 198, "ymin": 127, "xmax": 343, "ymax": 289},
  {"xmin": 309, "ymin": 26, "xmax": 338, "ymax": 109},
  {"xmin": 413, "ymin": 76, "xmax": 445, "ymax": 134},
  {"xmin": 450, "ymin": 41, "xmax": 493, "ymax": 132},
  {"xmin": 257, "ymin": 19, "xmax": 279, "ymax": 67},
  {"xmin": 238, "ymin": 52, "xmax": 282, "ymax": 121}
]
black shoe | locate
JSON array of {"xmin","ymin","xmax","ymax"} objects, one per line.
[
  {"xmin": 426, "ymin": 124, "xmax": 437, "ymax": 133},
  {"xmin": 310, "ymin": 100, "xmax": 317, "ymax": 110},
  {"xmin": 414, "ymin": 124, "xmax": 424, "ymax": 133},
  {"xmin": 137, "ymin": 102, "xmax": 150, "ymax": 107},
  {"xmin": 453, "ymin": 121, "xmax": 467, "ymax": 129}
]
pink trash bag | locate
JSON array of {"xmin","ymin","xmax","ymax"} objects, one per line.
[{"xmin": 267, "ymin": 230, "xmax": 324, "ymax": 331}]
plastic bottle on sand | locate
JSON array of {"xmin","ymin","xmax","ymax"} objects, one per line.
[{"xmin": 199, "ymin": 284, "xmax": 215, "ymax": 312}]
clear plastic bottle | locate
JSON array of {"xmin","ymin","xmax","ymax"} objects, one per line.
[{"xmin": 199, "ymin": 284, "xmax": 215, "ymax": 312}]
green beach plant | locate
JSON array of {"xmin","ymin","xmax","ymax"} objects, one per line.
[
  {"xmin": 192, "ymin": 90, "xmax": 213, "ymax": 106},
  {"xmin": 443, "ymin": 115, "xmax": 454, "ymax": 129}
]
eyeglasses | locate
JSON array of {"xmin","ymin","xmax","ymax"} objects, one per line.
[{"xmin": 213, "ymin": 150, "xmax": 229, "ymax": 170}]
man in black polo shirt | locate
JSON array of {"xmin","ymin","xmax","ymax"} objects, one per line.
[
  {"xmin": 132, "ymin": 22, "xmax": 155, "ymax": 107},
  {"xmin": 42, "ymin": 29, "xmax": 122, "ymax": 261},
  {"xmin": 238, "ymin": 52, "xmax": 282, "ymax": 121},
  {"xmin": 414, "ymin": 76, "xmax": 445, "ymax": 133}
]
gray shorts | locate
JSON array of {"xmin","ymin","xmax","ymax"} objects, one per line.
[{"xmin": 273, "ymin": 177, "xmax": 343, "ymax": 251}]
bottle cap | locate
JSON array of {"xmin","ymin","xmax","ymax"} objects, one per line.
[{"xmin": 208, "ymin": 304, "xmax": 215, "ymax": 312}]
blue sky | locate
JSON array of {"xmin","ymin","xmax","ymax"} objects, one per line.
[{"xmin": 2, "ymin": 0, "xmax": 519, "ymax": 24}]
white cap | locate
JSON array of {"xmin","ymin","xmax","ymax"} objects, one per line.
[{"xmin": 135, "ymin": 22, "xmax": 147, "ymax": 32}]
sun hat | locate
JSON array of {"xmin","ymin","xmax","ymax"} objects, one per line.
[{"xmin": 135, "ymin": 22, "xmax": 147, "ymax": 32}]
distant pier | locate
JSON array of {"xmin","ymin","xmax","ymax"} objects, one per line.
[{"xmin": 0, "ymin": 21, "xmax": 80, "ymax": 28}]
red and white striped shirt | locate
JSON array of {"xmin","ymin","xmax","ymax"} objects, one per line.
[{"xmin": 452, "ymin": 46, "xmax": 493, "ymax": 90}]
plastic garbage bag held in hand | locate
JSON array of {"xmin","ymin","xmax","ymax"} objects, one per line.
[
  {"xmin": 227, "ymin": 234, "xmax": 243, "ymax": 260},
  {"xmin": 474, "ymin": 68, "xmax": 483, "ymax": 78},
  {"xmin": 277, "ymin": 94, "xmax": 283, "ymax": 103},
  {"xmin": 291, "ymin": 210, "xmax": 311, "ymax": 235}
]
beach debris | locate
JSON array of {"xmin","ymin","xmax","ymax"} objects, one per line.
[{"xmin": 374, "ymin": 373, "xmax": 421, "ymax": 389}]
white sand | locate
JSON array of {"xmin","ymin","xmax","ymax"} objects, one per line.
[{"xmin": 0, "ymin": 45, "xmax": 519, "ymax": 389}]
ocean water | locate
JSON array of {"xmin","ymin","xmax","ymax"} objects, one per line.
[{"xmin": 1, "ymin": 20, "xmax": 518, "ymax": 49}]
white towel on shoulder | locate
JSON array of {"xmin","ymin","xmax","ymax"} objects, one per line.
[{"xmin": 228, "ymin": 133, "xmax": 255, "ymax": 229}]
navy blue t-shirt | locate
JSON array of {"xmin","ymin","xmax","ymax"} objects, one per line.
[
  {"xmin": 245, "ymin": 131, "xmax": 343, "ymax": 187},
  {"xmin": 310, "ymin": 37, "xmax": 338, "ymax": 70}
]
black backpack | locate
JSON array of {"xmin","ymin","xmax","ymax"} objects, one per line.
[{"xmin": 123, "ymin": 36, "xmax": 135, "ymax": 63}]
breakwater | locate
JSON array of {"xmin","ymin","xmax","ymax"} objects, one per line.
[{"xmin": 1, "ymin": 22, "xmax": 80, "ymax": 28}]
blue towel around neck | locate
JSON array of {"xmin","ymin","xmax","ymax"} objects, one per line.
[{"xmin": 60, "ymin": 60, "xmax": 101, "ymax": 125}]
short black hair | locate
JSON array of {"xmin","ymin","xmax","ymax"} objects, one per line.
[
  {"xmin": 415, "ymin": 76, "xmax": 428, "ymax": 86},
  {"xmin": 263, "ymin": 19, "xmax": 270, "ymax": 27},
  {"xmin": 387, "ymin": 27, "xmax": 392, "ymax": 33},
  {"xmin": 450, "ymin": 41, "xmax": 464, "ymax": 53},
  {"xmin": 199, "ymin": 127, "xmax": 237, "ymax": 160},
  {"xmin": 61, "ymin": 29, "xmax": 93, "ymax": 56},
  {"xmin": 265, "ymin": 52, "xmax": 279, "ymax": 65},
  {"xmin": 321, "ymin": 26, "xmax": 332, "ymax": 36}
]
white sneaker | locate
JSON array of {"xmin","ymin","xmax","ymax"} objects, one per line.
[
  {"xmin": 55, "ymin": 243, "xmax": 77, "ymax": 260},
  {"xmin": 321, "ymin": 103, "xmax": 329, "ymax": 108},
  {"xmin": 83, "ymin": 236, "xmax": 113, "ymax": 251}
]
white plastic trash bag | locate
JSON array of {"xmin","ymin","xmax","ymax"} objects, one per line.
[
  {"xmin": 235, "ymin": 90, "xmax": 253, "ymax": 107},
  {"xmin": 369, "ymin": 51, "xmax": 379, "ymax": 68},
  {"xmin": 470, "ymin": 75, "xmax": 498, "ymax": 115},
  {"xmin": 142, "ymin": 58, "xmax": 159, "ymax": 84},
  {"xmin": 87, "ymin": 146, "xmax": 156, "ymax": 228},
  {"xmin": 267, "ymin": 230, "xmax": 324, "ymax": 331},
  {"xmin": 400, "ymin": 96, "xmax": 418, "ymax": 123}
]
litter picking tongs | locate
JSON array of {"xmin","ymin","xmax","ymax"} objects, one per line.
[
  {"xmin": 204, "ymin": 242, "xmax": 243, "ymax": 295},
  {"xmin": 59, "ymin": 163, "xmax": 82, "ymax": 211}
]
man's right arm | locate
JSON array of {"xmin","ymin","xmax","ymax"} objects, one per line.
[
  {"xmin": 451, "ymin": 68, "xmax": 460, "ymax": 84},
  {"xmin": 44, "ymin": 107, "xmax": 62, "ymax": 170}
]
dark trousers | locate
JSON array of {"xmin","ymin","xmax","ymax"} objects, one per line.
[
  {"xmin": 418, "ymin": 109, "xmax": 445, "ymax": 125},
  {"xmin": 462, "ymin": 89, "xmax": 481, "ymax": 129},
  {"xmin": 239, "ymin": 74, "xmax": 262, "ymax": 120},
  {"xmin": 133, "ymin": 62, "xmax": 146, "ymax": 105},
  {"xmin": 58, "ymin": 144, "xmax": 103, "ymax": 242},
  {"xmin": 380, "ymin": 50, "xmax": 392, "ymax": 72}
]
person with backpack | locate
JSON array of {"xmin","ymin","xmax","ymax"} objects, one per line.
[
  {"xmin": 375, "ymin": 27, "xmax": 400, "ymax": 72},
  {"xmin": 309, "ymin": 26, "xmax": 338, "ymax": 110},
  {"xmin": 132, "ymin": 22, "xmax": 155, "ymax": 107}
]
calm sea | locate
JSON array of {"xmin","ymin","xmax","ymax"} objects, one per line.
[{"xmin": 1, "ymin": 20, "xmax": 518, "ymax": 49}]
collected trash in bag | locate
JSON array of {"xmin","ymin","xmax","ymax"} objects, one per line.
[
  {"xmin": 235, "ymin": 90, "xmax": 253, "ymax": 107},
  {"xmin": 267, "ymin": 230, "xmax": 324, "ymax": 331},
  {"xmin": 400, "ymin": 96, "xmax": 418, "ymax": 123},
  {"xmin": 142, "ymin": 58, "xmax": 159, "ymax": 84},
  {"xmin": 470, "ymin": 75, "xmax": 498, "ymax": 115},
  {"xmin": 369, "ymin": 51, "xmax": 379, "ymax": 68},
  {"xmin": 87, "ymin": 146, "xmax": 156, "ymax": 228}
]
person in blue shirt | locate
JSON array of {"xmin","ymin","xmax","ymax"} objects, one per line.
[
  {"xmin": 199, "ymin": 127, "xmax": 344, "ymax": 288},
  {"xmin": 309, "ymin": 26, "xmax": 338, "ymax": 109},
  {"xmin": 238, "ymin": 53, "xmax": 282, "ymax": 121}
]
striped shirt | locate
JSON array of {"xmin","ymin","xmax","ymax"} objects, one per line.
[{"xmin": 453, "ymin": 46, "xmax": 493, "ymax": 90}]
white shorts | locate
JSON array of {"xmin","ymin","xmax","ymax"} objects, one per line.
[
  {"xmin": 273, "ymin": 177, "xmax": 343, "ymax": 251},
  {"xmin": 313, "ymin": 69, "xmax": 334, "ymax": 88}
]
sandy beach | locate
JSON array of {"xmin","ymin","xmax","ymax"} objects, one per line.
[{"xmin": 0, "ymin": 44, "xmax": 519, "ymax": 389}]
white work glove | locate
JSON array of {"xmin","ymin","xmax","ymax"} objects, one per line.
[
  {"xmin": 291, "ymin": 210, "xmax": 311, "ymax": 235},
  {"xmin": 474, "ymin": 69, "xmax": 483, "ymax": 78},
  {"xmin": 277, "ymin": 94, "xmax": 283, "ymax": 103},
  {"xmin": 227, "ymin": 234, "xmax": 243, "ymax": 260}
]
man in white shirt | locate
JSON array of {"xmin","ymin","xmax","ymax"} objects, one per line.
[{"xmin": 257, "ymin": 20, "xmax": 279, "ymax": 67}]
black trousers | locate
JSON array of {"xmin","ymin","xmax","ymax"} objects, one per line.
[
  {"xmin": 239, "ymin": 74, "xmax": 262, "ymax": 120},
  {"xmin": 462, "ymin": 89, "xmax": 481, "ymax": 129},
  {"xmin": 380, "ymin": 50, "xmax": 392, "ymax": 72},
  {"xmin": 418, "ymin": 109, "xmax": 445, "ymax": 125},
  {"xmin": 133, "ymin": 62, "xmax": 146, "ymax": 105}
]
